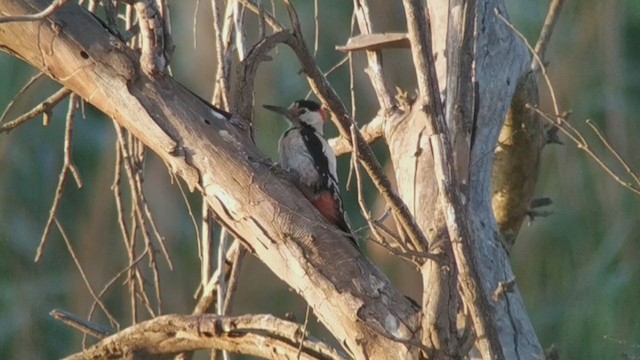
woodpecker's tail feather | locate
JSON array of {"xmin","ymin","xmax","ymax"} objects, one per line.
[{"xmin": 311, "ymin": 193, "xmax": 359, "ymax": 250}]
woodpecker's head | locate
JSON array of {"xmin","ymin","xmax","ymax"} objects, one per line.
[{"xmin": 263, "ymin": 99, "xmax": 328, "ymax": 135}]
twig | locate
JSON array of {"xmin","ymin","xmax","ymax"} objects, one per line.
[
  {"xmin": 350, "ymin": 124, "xmax": 409, "ymax": 252},
  {"xmin": 86, "ymin": 249, "xmax": 148, "ymax": 338},
  {"xmin": 200, "ymin": 201, "xmax": 213, "ymax": 294},
  {"xmin": 192, "ymin": 0, "xmax": 202, "ymax": 48},
  {"xmin": 35, "ymin": 94, "xmax": 83, "ymax": 262},
  {"xmin": 0, "ymin": 0, "xmax": 70, "ymax": 24},
  {"xmin": 56, "ymin": 219, "xmax": 119, "ymax": 328},
  {"xmin": 210, "ymin": 0, "xmax": 231, "ymax": 109},
  {"xmin": 297, "ymin": 305, "xmax": 311, "ymax": 359},
  {"xmin": 352, "ymin": 0, "xmax": 395, "ymax": 110},
  {"xmin": 529, "ymin": 107, "xmax": 640, "ymax": 196},
  {"xmin": 233, "ymin": 0, "xmax": 248, "ymax": 59},
  {"xmin": 0, "ymin": 87, "xmax": 72, "ymax": 134},
  {"xmin": 111, "ymin": 123, "xmax": 140, "ymax": 324},
  {"xmin": 0, "ymin": 71, "xmax": 45, "ymax": 123},
  {"xmin": 192, "ymin": 241, "xmax": 241, "ymax": 315},
  {"xmin": 329, "ymin": 113, "xmax": 385, "ymax": 156},
  {"xmin": 216, "ymin": 229, "xmax": 230, "ymax": 360},
  {"xmin": 238, "ymin": 0, "xmax": 284, "ymax": 32},
  {"xmin": 586, "ymin": 120, "xmax": 640, "ymax": 188},
  {"xmin": 113, "ymin": 125, "xmax": 165, "ymax": 319},
  {"xmin": 313, "ymin": 0, "xmax": 319, "ymax": 57},
  {"xmin": 222, "ymin": 243, "xmax": 246, "ymax": 314},
  {"xmin": 533, "ymin": 0, "xmax": 566, "ymax": 71},
  {"xmin": 495, "ymin": 10, "xmax": 560, "ymax": 125},
  {"xmin": 50, "ymin": 309, "xmax": 114, "ymax": 339},
  {"xmin": 304, "ymin": 55, "xmax": 350, "ymax": 100}
]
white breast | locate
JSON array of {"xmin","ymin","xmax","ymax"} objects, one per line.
[{"xmin": 278, "ymin": 128, "xmax": 338, "ymax": 188}]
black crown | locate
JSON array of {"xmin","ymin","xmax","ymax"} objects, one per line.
[{"xmin": 294, "ymin": 99, "xmax": 321, "ymax": 112}]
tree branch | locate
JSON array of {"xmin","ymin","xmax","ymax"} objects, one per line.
[
  {"xmin": 0, "ymin": 0, "xmax": 68, "ymax": 23},
  {"xmin": 62, "ymin": 314, "xmax": 347, "ymax": 360},
  {"xmin": 0, "ymin": 87, "xmax": 72, "ymax": 133},
  {"xmin": 533, "ymin": 0, "xmax": 566, "ymax": 71},
  {"xmin": 352, "ymin": 0, "xmax": 395, "ymax": 111},
  {"xmin": 328, "ymin": 113, "xmax": 384, "ymax": 156}
]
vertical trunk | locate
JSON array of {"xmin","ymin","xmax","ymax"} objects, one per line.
[{"xmin": 386, "ymin": 107, "xmax": 462, "ymax": 358}]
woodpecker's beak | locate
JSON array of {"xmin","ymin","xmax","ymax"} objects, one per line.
[{"xmin": 263, "ymin": 104, "xmax": 296, "ymax": 121}]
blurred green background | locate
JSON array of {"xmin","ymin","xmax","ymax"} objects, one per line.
[{"xmin": 0, "ymin": 0, "xmax": 638, "ymax": 359}]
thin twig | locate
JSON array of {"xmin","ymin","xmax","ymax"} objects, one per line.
[
  {"xmin": 498, "ymin": 10, "xmax": 640, "ymax": 197},
  {"xmin": 304, "ymin": 56, "xmax": 350, "ymax": 100},
  {"xmin": 86, "ymin": 249, "xmax": 148, "ymax": 336},
  {"xmin": 0, "ymin": 0, "xmax": 70, "ymax": 24},
  {"xmin": 35, "ymin": 94, "xmax": 83, "ymax": 262},
  {"xmin": 533, "ymin": 0, "xmax": 566, "ymax": 71},
  {"xmin": 216, "ymin": 229, "xmax": 230, "ymax": 360},
  {"xmin": 496, "ymin": 10, "xmax": 560, "ymax": 126},
  {"xmin": 56, "ymin": 219, "xmax": 119, "ymax": 327},
  {"xmin": 211, "ymin": 0, "xmax": 230, "ymax": 108},
  {"xmin": 313, "ymin": 0, "xmax": 319, "ymax": 57},
  {"xmin": 238, "ymin": 0, "xmax": 284, "ymax": 32},
  {"xmin": 222, "ymin": 243, "xmax": 246, "ymax": 314},
  {"xmin": 530, "ymin": 107, "xmax": 640, "ymax": 196},
  {"xmin": 297, "ymin": 305, "xmax": 311, "ymax": 359},
  {"xmin": 0, "ymin": 88, "xmax": 72, "ymax": 134},
  {"xmin": 50, "ymin": 309, "xmax": 114, "ymax": 339},
  {"xmin": 192, "ymin": 0, "xmax": 202, "ymax": 48},
  {"xmin": 350, "ymin": 124, "xmax": 407, "ymax": 251},
  {"xmin": 0, "ymin": 72, "xmax": 46, "ymax": 123},
  {"xmin": 352, "ymin": 0, "xmax": 395, "ymax": 110},
  {"xmin": 192, "ymin": 241, "xmax": 240, "ymax": 315},
  {"xmin": 586, "ymin": 119, "xmax": 640, "ymax": 188},
  {"xmin": 200, "ymin": 201, "xmax": 213, "ymax": 294}
]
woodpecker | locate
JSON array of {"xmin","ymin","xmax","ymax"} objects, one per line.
[{"xmin": 263, "ymin": 100, "xmax": 357, "ymax": 248}]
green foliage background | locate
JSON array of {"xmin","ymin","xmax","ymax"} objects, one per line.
[{"xmin": 0, "ymin": 1, "xmax": 638, "ymax": 359}]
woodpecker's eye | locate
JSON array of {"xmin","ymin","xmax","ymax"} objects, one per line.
[{"xmin": 299, "ymin": 108, "xmax": 307, "ymax": 114}]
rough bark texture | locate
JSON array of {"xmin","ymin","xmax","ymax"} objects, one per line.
[
  {"xmin": 385, "ymin": 106, "xmax": 461, "ymax": 358},
  {"xmin": 0, "ymin": 1, "xmax": 421, "ymax": 359},
  {"xmin": 421, "ymin": 0, "xmax": 543, "ymax": 358}
]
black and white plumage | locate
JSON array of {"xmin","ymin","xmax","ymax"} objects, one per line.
[{"xmin": 263, "ymin": 100, "xmax": 357, "ymax": 248}]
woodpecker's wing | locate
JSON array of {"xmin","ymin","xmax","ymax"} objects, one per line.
[
  {"xmin": 298, "ymin": 124, "xmax": 338, "ymax": 190},
  {"xmin": 298, "ymin": 124, "xmax": 358, "ymax": 248}
]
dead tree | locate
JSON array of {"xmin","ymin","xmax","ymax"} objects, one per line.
[{"xmin": 0, "ymin": 0, "xmax": 579, "ymax": 358}]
